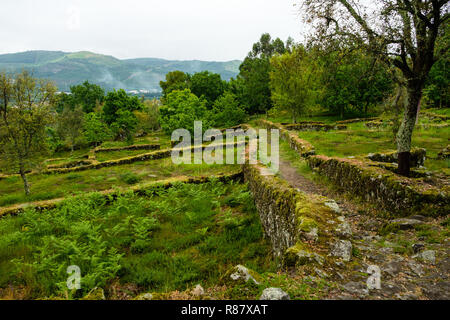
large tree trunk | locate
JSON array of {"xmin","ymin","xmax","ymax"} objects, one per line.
[
  {"xmin": 396, "ymin": 80, "xmax": 424, "ymax": 176},
  {"xmin": 19, "ymin": 164, "xmax": 30, "ymax": 196}
]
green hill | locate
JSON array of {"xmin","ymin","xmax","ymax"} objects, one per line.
[{"xmin": 0, "ymin": 51, "xmax": 241, "ymax": 93}]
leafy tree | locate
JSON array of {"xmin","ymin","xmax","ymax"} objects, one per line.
[
  {"xmin": 238, "ymin": 33, "xmax": 291, "ymax": 114},
  {"xmin": 83, "ymin": 113, "xmax": 111, "ymax": 147},
  {"xmin": 423, "ymin": 22, "xmax": 449, "ymax": 108},
  {"xmin": 210, "ymin": 92, "xmax": 247, "ymax": 128},
  {"xmin": 134, "ymin": 99, "xmax": 161, "ymax": 134},
  {"xmin": 301, "ymin": 0, "xmax": 449, "ymax": 176},
  {"xmin": 189, "ymin": 71, "xmax": 227, "ymax": 107},
  {"xmin": 102, "ymin": 89, "xmax": 143, "ymax": 125},
  {"xmin": 159, "ymin": 89, "xmax": 210, "ymax": 134},
  {"xmin": 0, "ymin": 71, "xmax": 56, "ymax": 195},
  {"xmin": 56, "ymin": 105, "xmax": 85, "ymax": 152},
  {"xmin": 270, "ymin": 46, "xmax": 322, "ymax": 122},
  {"xmin": 160, "ymin": 71, "xmax": 190, "ymax": 100},
  {"xmin": 318, "ymin": 48, "xmax": 393, "ymax": 118},
  {"xmin": 111, "ymin": 109, "xmax": 138, "ymax": 143},
  {"xmin": 70, "ymin": 81, "xmax": 105, "ymax": 113}
]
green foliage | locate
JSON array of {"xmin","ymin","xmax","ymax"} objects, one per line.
[
  {"xmin": 319, "ymin": 48, "xmax": 393, "ymax": 118},
  {"xmin": 159, "ymin": 89, "xmax": 211, "ymax": 134},
  {"xmin": 159, "ymin": 71, "xmax": 190, "ymax": 99},
  {"xmin": 102, "ymin": 89, "xmax": 143, "ymax": 125},
  {"xmin": 56, "ymin": 105, "xmax": 85, "ymax": 151},
  {"xmin": 111, "ymin": 109, "xmax": 138, "ymax": 143},
  {"xmin": 119, "ymin": 172, "xmax": 141, "ymax": 185},
  {"xmin": 69, "ymin": 81, "xmax": 105, "ymax": 113},
  {"xmin": 210, "ymin": 92, "xmax": 247, "ymax": 128},
  {"xmin": 237, "ymin": 33, "xmax": 291, "ymax": 115},
  {"xmin": 189, "ymin": 71, "xmax": 227, "ymax": 107},
  {"xmin": 0, "ymin": 71, "xmax": 56, "ymax": 194},
  {"xmin": 0, "ymin": 182, "xmax": 272, "ymax": 299},
  {"xmin": 134, "ymin": 99, "xmax": 160, "ymax": 133},
  {"xmin": 83, "ymin": 113, "xmax": 111, "ymax": 146},
  {"xmin": 270, "ymin": 46, "xmax": 322, "ymax": 122}
]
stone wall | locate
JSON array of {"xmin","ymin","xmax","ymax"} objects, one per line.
[
  {"xmin": 367, "ymin": 148, "xmax": 427, "ymax": 168},
  {"xmin": 243, "ymin": 161, "xmax": 348, "ymax": 267},
  {"xmin": 0, "ymin": 171, "xmax": 243, "ymax": 217},
  {"xmin": 307, "ymin": 155, "xmax": 449, "ymax": 216}
]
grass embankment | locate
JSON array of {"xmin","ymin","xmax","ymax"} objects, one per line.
[{"xmin": 0, "ymin": 181, "xmax": 276, "ymax": 299}]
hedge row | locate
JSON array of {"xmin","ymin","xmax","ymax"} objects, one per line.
[
  {"xmin": 0, "ymin": 171, "xmax": 243, "ymax": 217},
  {"xmin": 307, "ymin": 155, "xmax": 449, "ymax": 217}
]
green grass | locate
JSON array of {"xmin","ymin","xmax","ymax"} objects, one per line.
[
  {"xmin": 294, "ymin": 122, "xmax": 449, "ymax": 173},
  {"xmin": 0, "ymin": 181, "xmax": 275, "ymax": 299},
  {"xmin": 0, "ymin": 154, "xmax": 241, "ymax": 207}
]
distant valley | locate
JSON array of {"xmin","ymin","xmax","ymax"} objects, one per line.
[{"xmin": 0, "ymin": 51, "xmax": 241, "ymax": 94}]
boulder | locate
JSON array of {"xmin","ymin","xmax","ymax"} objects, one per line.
[
  {"xmin": 331, "ymin": 240, "xmax": 353, "ymax": 261},
  {"xmin": 260, "ymin": 288, "xmax": 290, "ymax": 300}
]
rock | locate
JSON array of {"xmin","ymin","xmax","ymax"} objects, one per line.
[
  {"xmin": 259, "ymin": 288, "xmax": 290, "ymax": 300},
  {"xmin": 134, "ymin": 293, "xmax": 154, "ymax": 300},
  {"xmin": 314, "ymin": 268, "xmax": 329, "ymax": 278},
  {"xmin": 331, "ymin": 240, "xmax": 352, "ymax": 261},
  {"xmin": 407, "ymin": 261, "xmax": 425, "ymax": 277},
  {"xmin": 227, "ymin": 265, "xmax": 261, "ymax": 285},
  {"xmin": 336, "ymin": 221, "xmax": 353, "ymax": 239},
  {"xmin": 422, "ymin": 281, "xmax": 450, "ymax": 300},
  {"xmin": 342, "ymin": 282, "xmax": 368, "ymax": 297},
  {"xmin": 382, "ymin": 261, "xmax": 402, "ymax": 277},
  {"xmin": 414, "ymin": 250, "xmax": 436, "ymax": 264},
  {"xmin": 409, "ymin": 215, "xmax": 426, "ymax": 221},
  {"xmin": 412, "ymin": 243, "xmax": 425, "ymax": 254},
  {"xmin": 284, "ymin": 244, "xmax": 324, "ymax": 266},
  {"xmin": 390, "ymin": 218, "xmax": 424, "ymax": 230},
  {"xmin": 192, "ymin": 284, "xmax": 205, "ymax": 296},
  {"xmin": 81, "ymin": 287, "xmax": 105, "ymax": 300},
  {"xmin": 324, "ymin": 200, "xmax": 342, "ymax": 214}
]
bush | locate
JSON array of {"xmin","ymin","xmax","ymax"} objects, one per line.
[
  {"xmin": 119, "ymin": 172, "xmax": 141, "ymax": 185},
  {"xmin": 210, "ymin": 92, "xmax": 247, "ymax": 128}
]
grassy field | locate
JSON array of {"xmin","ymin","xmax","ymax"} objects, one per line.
[
  {"xmin": 0, "ymin": 181, "xmax": 277, "ymax": 299},
  {"xmin": 295, "ymin": 122, "xmax": 449, "ymax": 173},
  {"xmin": 0, "ymin": 155, "xmax": 242, "ymax": 208},
  {"xmin": 264, "ymin": 108, "xmax": 449, "ymax": 175}
]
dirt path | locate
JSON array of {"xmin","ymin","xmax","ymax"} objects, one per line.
[
  {"xmin": 278, "ymin": 160, "xmax": 327, "ymax": 196},
  {"xmin": 275, "ymin": 152, "xmax": 449, "ymax": 300}
]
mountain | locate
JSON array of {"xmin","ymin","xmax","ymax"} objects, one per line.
[{"xmin": 0, "ymin": 51, "xmax": 242, "ymax": 93}]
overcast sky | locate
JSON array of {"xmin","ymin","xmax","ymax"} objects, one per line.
[{"xmin": 0, "ymin": 0, "xmax": 307, "ymax": 61}]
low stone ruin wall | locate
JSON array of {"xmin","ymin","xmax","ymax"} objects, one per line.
[
  {"xmin": 336, "ymin": 117, "xmax": 380, "ymax": 124},
  {"xmin": 94, "ymin": 144, "xmax": 161, "ymax": 153},
  {"xmin": 243, "ymin": 161, "xmax": 352, "ymax": 267},
  {"xmin": 283, "ymin": 123, "xmax": 347, "ymax": 131},
  {"xmin": 366, "ymin": 148, "xmax": 427, "ymax": 168},
  {"xmin": 307, "ymin": 155, "xmax": 449, "ymax": 217},
  {"xmin": 0, "ymin": 171, "xmax": 243, "ymax": 217}
]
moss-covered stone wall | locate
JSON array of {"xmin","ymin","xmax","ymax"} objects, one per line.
[
  {"xmin": 243, "ymin": 161, "xmax": 347, "ymax": 267},
  {"xmin": 367, "ymin": 148, "xmax": 427, "ymax": 167},
  {"xmin": 307, "ymin": 155, "xmax": 449, "ymax": 217}
]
